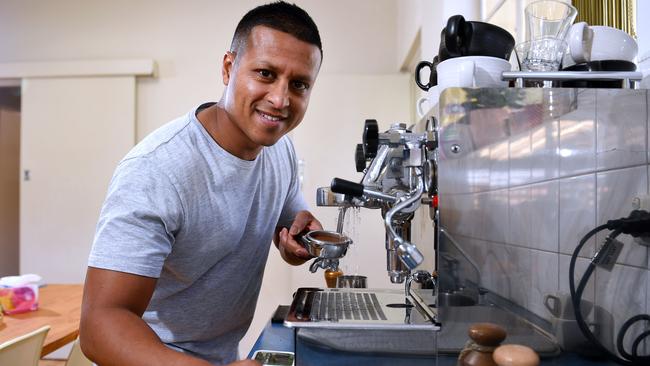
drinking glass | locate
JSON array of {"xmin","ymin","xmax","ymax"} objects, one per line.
[
  {"xmin": 515, "ymin": 38, "xmax": 567, "ymax": 87},
  {"xmin": 515, "ymin": 38, "xmax": 568, "ymax": 72},
  {"xmin": 525, "ymin": 0, "xmax": 577, "ymax": 41}
]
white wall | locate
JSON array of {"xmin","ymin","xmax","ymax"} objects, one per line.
[
  {"xmin": 0, "ymin": 0, "xmax": 400, "ymax": 139},
  {"xmin": 396, "ymin": 0, "xmax": 480, "ymax": 107}
]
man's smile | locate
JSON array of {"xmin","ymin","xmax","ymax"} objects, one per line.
[{"xmin": 257, "ymin": 109, "xmax": 288, "ymax": 126}]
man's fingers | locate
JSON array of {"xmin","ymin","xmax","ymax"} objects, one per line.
[
  {"xmin": 289, "ymin": 211, "xmax": 314, "ymax": 235},
  {"xmin": 307, "ymin": 217, "xmax": 323, "ymax": 231},
  {"xmin": 281, "ymin": 228, "xmax": 310, "ymax": 258}
]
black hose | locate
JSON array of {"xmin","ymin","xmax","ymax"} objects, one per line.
[
  {"xmin": 617, "ymin": 315, "xmax": 650, "ymax": 360},
  {"xmin": 569, "ymin": 226, "xmax": 650, "ymax": 365}
]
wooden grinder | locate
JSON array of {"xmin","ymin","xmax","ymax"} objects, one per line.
[
  {"xmin": 493, "ymin": 344, "xmax": 540, "ymax": 366},
  {"xmin": 458, "ymin": 322, "xmax": 507, "ymax": 366}
]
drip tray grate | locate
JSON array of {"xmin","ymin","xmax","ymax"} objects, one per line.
[{"xmin": 309, "ymin": 291, "xmax": 388, "ymax": 321}]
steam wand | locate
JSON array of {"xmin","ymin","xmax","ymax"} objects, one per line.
[
  {"xmin": 383, "ymin": 167, "xmax": 425, "ymax": 270},
  {"xmin": 330, "ymin": 172, "xmax": 425, "ymax": 272}
]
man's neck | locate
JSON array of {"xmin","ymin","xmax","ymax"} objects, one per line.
[{"xmin": 196, "ymin": 103, "xmax": 262, "ymax": 161}]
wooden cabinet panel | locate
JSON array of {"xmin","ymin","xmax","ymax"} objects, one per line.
[{"xmin": 0, "ymin": 107, "xmax": 20, "ymax": 276}]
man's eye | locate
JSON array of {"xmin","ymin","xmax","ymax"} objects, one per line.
[
  {"xmin": 292, "ymin": 81, "xmax": 309, "ymax": 91},
  {"xmin": 258, "ymin": 70, "xmax": 272, "ymax": 78}
]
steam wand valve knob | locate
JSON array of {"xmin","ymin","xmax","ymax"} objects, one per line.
[
  {"xmin": 363, "ymin": 119, "xmax": 379, "ymax": 159},
  {"xmin": 355, "ymin": 143, "xmax": 366, "ymax": 172},
  {"xmin": 397, "ymin": 240, "xmax": 424, "ymax": 270}
]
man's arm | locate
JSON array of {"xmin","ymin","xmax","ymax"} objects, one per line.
[
  {"xmin": 80, "ymin": 267, "xmax": 259, "ymax": 366},
  {"xmin": 80, "ymin": 267, "xmax": 212, "ymax": 366},
  {"xmin": 274, "ymin": 210, "xmax": 322, "ymax": 265}
]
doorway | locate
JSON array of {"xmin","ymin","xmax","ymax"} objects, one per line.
[{"xmin": 0, "ymin": 86, "xmax": 20, "ymax": 277}]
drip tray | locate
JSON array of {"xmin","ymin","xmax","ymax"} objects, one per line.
[
  {"xmin": 296, "ymin": 305, "xmax": 560, "ymax": 357},
  {"xmin": 284, "ymin": 288, "xmax": 438, "ymax": 330}
]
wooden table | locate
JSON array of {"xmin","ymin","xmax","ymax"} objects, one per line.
[{"xmin": 0, "ymin": 284, "xmax": 83, "ymax": 356}]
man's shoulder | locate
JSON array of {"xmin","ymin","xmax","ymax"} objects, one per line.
[{"xmin": 124, "ymin": 114, "xmax": 194, "ymax": 161}]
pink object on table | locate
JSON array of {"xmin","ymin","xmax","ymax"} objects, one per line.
[{"xmin": 0, "ymin": 285, "xmax": 39, "ymax": 314}]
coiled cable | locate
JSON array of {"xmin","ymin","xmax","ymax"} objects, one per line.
[{"xmin": 569, "ymin": 210, "xmax": 650, "ymax": 365}]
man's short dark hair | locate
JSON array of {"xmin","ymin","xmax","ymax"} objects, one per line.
[{"xmin": 231, "ymin": 1, "xmax": 323, "ymax": 60}]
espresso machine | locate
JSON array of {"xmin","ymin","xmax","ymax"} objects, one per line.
[
  {"xmin": 321, "ymin": 120, "xmax": 438, "ymax": 285},
  {"xmin": 284, "ymin": 118, "xmax": 440, "ymax": 332}
]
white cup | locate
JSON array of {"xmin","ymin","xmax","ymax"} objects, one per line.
[
  {"xmin": 544, "ymin": 292, "xmax": 593, "ymax": 320},
  {"xmin": 416, "ymin": 86, "xmax": 440, "ymax": 118},
  {"xmin": 568, "ymin": 22, "xmax": 638, "ymax": 64},
  {"xmin": 436, "ymin": 56, "xmax": 511, "ymax": 92}
]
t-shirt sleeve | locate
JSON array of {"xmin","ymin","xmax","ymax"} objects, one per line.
[
  {"xmin": 88, "ymin": 157, "xmax": 184, "ymax": 278},
  {"xmin": 277, "ymin": 138, "xmax": 309, "ymax": 229}
]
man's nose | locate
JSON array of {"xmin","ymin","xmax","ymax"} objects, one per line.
[{"xmin": 266, "ymin": 81, "xmax": 290, "ymax": 109}]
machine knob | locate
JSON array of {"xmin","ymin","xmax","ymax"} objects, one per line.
[
  {"xmin": 363, "ymin": 119, "xmax": 379, "ymax": 159},
  {"xmin": 355, "ymin": 143, "xmax": 366, "ymax": 172},
  {"xmin": 397, "ymin": 242, "xmax": 424, "ymax": 269},
  {"xmin": 331, "ymin": 178, "xmax": 364, "ymax": 198}
]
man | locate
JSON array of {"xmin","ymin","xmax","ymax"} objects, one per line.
[{"xmin": 80, "ymin": 2, "xmax": 323, "ymax": 365}]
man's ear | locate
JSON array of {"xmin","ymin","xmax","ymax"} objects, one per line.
[{"xmin": 222, "ymin": 51, "xmax": 236, "ymax": 85}]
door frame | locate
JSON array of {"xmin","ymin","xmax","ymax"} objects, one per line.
[{"xmin": 0, "ymin": 59, "xmax": 155, "ymax": 79}]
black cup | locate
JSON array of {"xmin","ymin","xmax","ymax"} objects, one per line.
[
  {"xmin": 560, "ymin": 60, "xmax": 637, "ymax": 88},
  {"xmin": 438, "ymin": 28, "xmax": 453, "ymax": 61},
  {"xmin": 442, "ymin": 15, "xmax": 515, "ymax": 61},
  {"xmin": 415, "ymin": 55, "xmax": 439, "ymax": 91},
  {"xmin": 414, "ymin": 15, "xmax": 515, "ymax": 92}
]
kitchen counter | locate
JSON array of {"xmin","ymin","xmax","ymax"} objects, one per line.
[{"xmin": 248, "ymin": 314, "xmax": 619, "ymax": 365}]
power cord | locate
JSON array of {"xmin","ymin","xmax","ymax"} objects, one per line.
[{"xmin": 569, "ymin": 209, "xmax": 650, "ymax": 365}]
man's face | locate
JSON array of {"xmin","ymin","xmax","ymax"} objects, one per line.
[{"xmin": 221, "ymin": 26, "xmax": 321, "ymax": 154}]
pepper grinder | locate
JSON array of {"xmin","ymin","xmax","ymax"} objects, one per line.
[
  {"xmin": 458, "ymin": 322, "xmax": 507, "ymax": 366},
  {"xmin": 493, "ymin": 344, "xmax": 540, "ymax": 366}
]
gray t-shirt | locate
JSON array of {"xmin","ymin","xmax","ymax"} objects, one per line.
[{"xmin": 88, "ymin": 103, "xmax": 308, "ymax": 365}]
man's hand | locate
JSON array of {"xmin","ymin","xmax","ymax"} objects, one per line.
[{"xmin": 274, "ymin": 210, "xmax": 322, "ymax": 265}]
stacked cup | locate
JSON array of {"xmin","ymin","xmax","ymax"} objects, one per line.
[
  {"xmin": 560, "ymin": 22, "xmax": 638, "ymax": 88},
  {"xmin": 414, "ymin": 14, "xmax": 515, "ymax": 117},
  {"xmin": 515, "ymin": 0, "xmax": 577, "ymax": 81}
]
